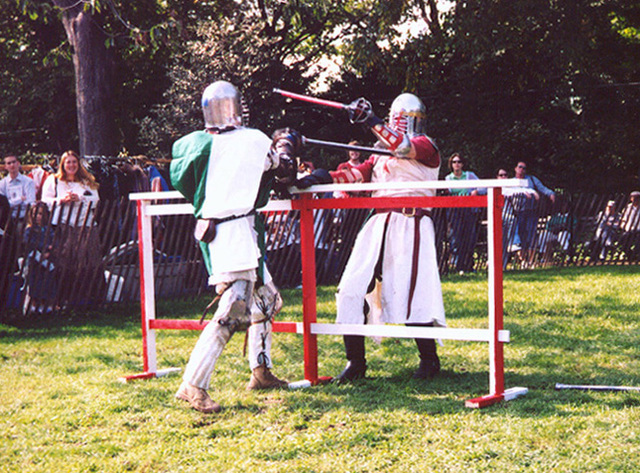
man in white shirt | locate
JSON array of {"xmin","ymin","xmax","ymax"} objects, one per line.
[{"xmin": 0, "ymin": 155, "xmax": 36, "ymax": 219}]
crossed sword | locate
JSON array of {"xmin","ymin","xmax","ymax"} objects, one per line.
[{"xmin": 273, "ymin": 88, "xmax": 393, "ymax": 157}]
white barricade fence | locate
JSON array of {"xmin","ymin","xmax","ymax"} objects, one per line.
[{"xmin": 123, "ymin": 179, "xmax": 529, "ymax": 408}]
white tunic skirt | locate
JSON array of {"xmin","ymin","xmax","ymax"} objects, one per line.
[{"xmin": 336, "ymin": 211, "xmax": 446, "ymax": 327}]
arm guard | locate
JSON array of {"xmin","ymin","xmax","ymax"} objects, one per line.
[
  {"xmin": 370, "ymin": 124, "xmax": 412, "ymax": 156},
  {"xmin": 347, "ymin": 97, "xmax": 411, "ymax": 156}
]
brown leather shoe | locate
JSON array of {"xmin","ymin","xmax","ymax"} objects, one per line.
[
  {"xmin": 175, "ymin": 382, "xmax": 222, "ymax": 413},
  {"xmin": 246, "ymin": 365, "xmax": 288, "ymax": 390}
]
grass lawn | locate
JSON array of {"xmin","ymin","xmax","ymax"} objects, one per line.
[{"xmin": 1, "ymin": 265, "xmax": 639, "ymax": 472}]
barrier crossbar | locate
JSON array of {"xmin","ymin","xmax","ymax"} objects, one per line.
[{"xmin": 123, "ymin": 179, "xmax": 528, "ymax": 408}]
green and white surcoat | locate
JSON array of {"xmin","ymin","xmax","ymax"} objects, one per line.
[{"xmin": 170, "ymin": 128, "xmax": 275, "ymax": 284}]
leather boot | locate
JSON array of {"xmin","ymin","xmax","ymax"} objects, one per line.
[
  {"xmin": 175, "ymin": 381, "xmax": 222, "ymax": 413},
  {"xmin": 247, "ymin": 365, "xmax": 288, "ymax": 390},
  {"xmin": 412, "ymin": 336, "xmax": 440, "ymax": 380},
  {"xmin": 334, "ymin": 335, "xmax": 367, "ymax": 383}
]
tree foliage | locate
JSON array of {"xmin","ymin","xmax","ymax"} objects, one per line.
[
  {"xmin": 0, "ymin": 0, "xmax": 75, "ymax": 157},
  {"xmin": 330, "ymin": 0, "xmax": 640, "ymax": 191},
  {"xmin": 137, "ymin": 0, "xmax": 365, "ymax": 161},
  {"xmin": 2, "ymin": 0, "xmax": 639, "ymax": 192},
  {"xmin": 3, "ymin": 0, "xmax": 186, "ymax": 157}
]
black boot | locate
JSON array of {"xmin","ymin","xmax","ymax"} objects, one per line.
[
  {"xmin": 412, "ymin": 336, "xmax": 440, "ymax": 380},
  {"xmin": 334, "ymin": 335, "xmax": 367, "ymax": 383}
]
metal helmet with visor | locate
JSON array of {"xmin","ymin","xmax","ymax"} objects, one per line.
[
  {"xmin": 388, "ymin": 93, "xmax": 427, "ymax": 137},
  {"xmin": 202, "ymin": 80, "xmax": 243, "ymax": 129}
]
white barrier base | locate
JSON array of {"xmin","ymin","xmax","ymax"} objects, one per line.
[
  {"xmin": 504, "ymin": 386, "xmax": 529, "ymax": 401},
  {"xmin": 288, "ymin": 380, "xmax": 312, "ymax": 389},
  {"xmin": 118, "ymin": 367, "xmax": 181, "ymax": 383}
]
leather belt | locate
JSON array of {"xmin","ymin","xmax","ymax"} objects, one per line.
[
  {"xmin": 374, "ymin": 207, "xmax": 429, "ymax": 320},
  {"xmin": 376, "ymin": 207, "xmax": 431, "ymax": 218},
  {"xmin": 216, "ymin": 208, "xmax": 256, "ymax": 224},
  {"xmin": 194, "ymin": 209, "xmax": 256, "ymax": 244}
]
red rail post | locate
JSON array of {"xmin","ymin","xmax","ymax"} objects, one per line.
[{"xmin": 297, "ymin": 194, "xmax": 319, "ymax": 383}]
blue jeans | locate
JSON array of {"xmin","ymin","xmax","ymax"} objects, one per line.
[
  {"xmin": 447, "ymin": 208, "xmax": 479, "ymax": 272},
  {"xmin": 516, "ymin": 209, "xmax": 538, "ymax": 251}
]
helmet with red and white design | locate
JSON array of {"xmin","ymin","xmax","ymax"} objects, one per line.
[{"xmin": 388, "ymin": 93, "xmax": 426, "ymax": 137}]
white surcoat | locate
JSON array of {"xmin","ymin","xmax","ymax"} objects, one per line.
[
  {"xmin": 336, "ymin": 152, "xmax": 446, "ymax": 327},
  {"xmin": 201, "ymin": 128, "xmax": 272, "ymax": 284}
]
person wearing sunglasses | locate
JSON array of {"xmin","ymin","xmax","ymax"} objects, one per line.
[{"xmin": 444, "ymin": 153, "xmax": 482, "ymax": 273}]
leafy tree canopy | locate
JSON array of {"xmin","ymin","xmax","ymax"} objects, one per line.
[{"xmin": 3, "ymin": 0, "xmax": 639, "ymax": 192}]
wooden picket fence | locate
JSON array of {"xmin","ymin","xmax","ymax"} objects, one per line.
[{"xmin": 0, "ymin": 191, "xmax": 638, "ymax": 320}]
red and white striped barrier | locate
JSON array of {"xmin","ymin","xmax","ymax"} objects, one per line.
[{"xmin": 123, "ymin": 179, "xmax": 528, "ymax": 408}]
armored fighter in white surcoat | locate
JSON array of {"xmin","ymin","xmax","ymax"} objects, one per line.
[{"xmin": 295, "ymin": 93, "xmax": 446, "ymax": 383}]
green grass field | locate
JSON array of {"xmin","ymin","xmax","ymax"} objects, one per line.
[{"xmin": 1, "ymin": 266, "xmax": 639, "ymax": 472}]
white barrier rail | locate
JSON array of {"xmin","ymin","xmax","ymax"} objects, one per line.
[{"xmin": 124, "ymin": 179, "xmax": 529, "ymax": 408}]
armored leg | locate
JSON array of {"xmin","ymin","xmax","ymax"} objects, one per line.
[
  {"xmin": 246, "ymin": 281, "xmax": 288, "ymax": 390},
  {"xmin": 182, "ymin": 280, "xmax": 252, "ymax": 390}
]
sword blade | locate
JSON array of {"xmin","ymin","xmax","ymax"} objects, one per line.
[
  {"xmin": 555, "ymin": 383, "xmax": 640, "ymax": 392},
  {"xmin": 273, "ymin": 88, "xmax": 347, "ymax": 110},
  {"xmin": 302, "ymin": 137, "xmax": 393, "ymax": 156}
]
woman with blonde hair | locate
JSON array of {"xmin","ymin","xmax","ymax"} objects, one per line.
[
  {"xmin": 42, "ymin": 150, "xmax": 99, "ymax": 224},
  {"xmin": 41, "ymin": 150, "xmax": 105, "ymax": 307}
]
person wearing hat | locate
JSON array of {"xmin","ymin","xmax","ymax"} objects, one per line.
[{"xmin": 620, "ymin": 191, "xmax": 640, "ymax": 261}]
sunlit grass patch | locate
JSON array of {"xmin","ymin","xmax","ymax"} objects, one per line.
[{"xmin": 1, "ymin": 265, "xmax": 639, "ymax": 472}]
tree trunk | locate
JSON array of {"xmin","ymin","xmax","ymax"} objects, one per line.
[{"xmin": 54, "ymin": 1, "xmax": 117, "ymax": 156}]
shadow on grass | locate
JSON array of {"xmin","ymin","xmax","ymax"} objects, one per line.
[
  {"xmin": 0, "ymin": 306, "xmax": 142, "ymax": 341},
  {"xmin": 259, "ymin": 365, "xmax": 640, "ymax": 421},
  {"xmin": 3, "ymin": 265, "xmax": 639, "ymax": 422}
]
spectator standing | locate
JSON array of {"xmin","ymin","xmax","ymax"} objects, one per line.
[
  {"xmin": 28, "ymin": 160, "xmax": 55, "ymax": 201},
  {"xmin": 535, "ymin": 196, "xmax": 574, "ymax": 265},
  {"xmin": 619, "ymin": 191, "xmax": 640, "ymax": 261},
  {"xmin": 0, "ymin": 194, "xmax": 17, "ymax": 311},
  {"xmin": 0, "ymin": 155, "xmax": 36, "ymax": 220},
  {"xmin": 591, "ymin": 200, "xmax": 620, "ymax": 261},
  {"xmin": 513, "ymin": 161, "xmax": 556, "ymax": 266},
  {"xmin": 334, "ymin": 141, "xmax": 367, "ymax": 199},
  {"xmin": 444, "ymin": 153, "xmax": 482, "ymax": 273},
  {"xmin": 22, "ymin": 202, "xmax": 57, "ymax": 314},
  {"xmin": 497, "ymin": 168, "xmax": 537, "ymax": 267},
  {"xmin": 41, "ymin": 150, "xmax": 104, "ymax": 307},
  {"xmin": 338, "ymin": 141, "xmax": 363, "ymax": 169}
]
